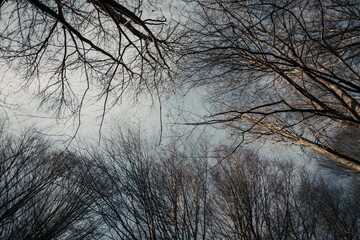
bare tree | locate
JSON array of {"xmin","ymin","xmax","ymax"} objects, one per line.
[
  {"xmin": 211, "ymin": 146, "xmax": 360, "ymax": 240},
  {"xmin": 179, "ymin": 0, "xmax": 360, "ymax": 170},
  {"xmin": 211, "ymin": 149, "xmax": 298, "ymax": 240},
  {"xmin": 83, "ymin": 128, "xmax": 215, "ymax": 239},
  {"xmin": 154, "ymin": 140, "xmax": 215, "ymax": 240},
  {"xmin": 79, "ymin": 126, "xmax": 360, "ymax": 239},
  {"xmin": 0, "ymin": 125, "xmax": 101, "ymax": 239},
  {"xmin": 297, "ymin": 174, "xmax": 360, "ymax": 239},
  {"xmin": 0, "ymin": 0, "xmax": 174, "ymax": 121}
]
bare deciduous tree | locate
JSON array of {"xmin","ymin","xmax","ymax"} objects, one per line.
[
  {"xmin": 298, "ymin": 175, "xmax": 360, "ymax": 239},
  {"xmin": 179, "ymin": 0, "xmax": 360, "ymax": 170},
  {"xmin": 83, "ymin": 127, "xmax": 360, "ymax": 239},
  {"xmin": 0, "ymin": 125, "xmax": 100, "ymax": 239},
  {"xmin": 0, "ymin": 0, "xmax": 173, "ymax": 120},
  {"xmin": 83, "ymin": 128, "xmax": 215, "ymax": 239},
  {"xmin": 211, "ymin": 146, "xmax": 360, "ymax": 239}
]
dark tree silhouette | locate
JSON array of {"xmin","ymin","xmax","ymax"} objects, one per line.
[
  {"xmin": 83, "ymin": 128, "xmax": 214, "ymax": 239},
  {"xmin": 82, "ymin": 127, "xmax": 360, "ymax": 239},
  {"xmin": 0, "ymin": 125, "xmax": 101, "ymax": 239}
]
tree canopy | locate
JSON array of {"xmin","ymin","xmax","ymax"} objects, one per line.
[
  {"xmin": 178, "ymin": 0, "xmax": 360, "ymax": 170},
  {"xmin": 0, "ymin": 0, "xmax": 359, "ymax": 169},
  {"xmin": 1, "ymin": 125, "xmax": 359, "ymax": 239},
  {"xmin": 1, "ymin": 1, "xmax": 360, "ymax": 238},
  {"xmin": 0, "ymin": 0, "xmax": 173, "ymax": 117}
]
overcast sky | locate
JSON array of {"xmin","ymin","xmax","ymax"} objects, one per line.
[{"xmin": 0, "ymin": 60, "xmax": 213, "ymax": 148}]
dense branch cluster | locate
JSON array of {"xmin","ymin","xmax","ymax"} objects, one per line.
[
  {"xmin": 179, "ymin": 0, "xmax": 360, "ymax": 170},
  {"xmin": 1, "ymin": 1, "xmax": 360, "ymax": 238},
  {"xmin": 1, "ymin": 126, "xmax": 359, "ymax": 239},
  {"xmin": 0, "ymin": 0, "xmax": 359, "ymax": 169},
  {"xmin": 0, "ymin": 0, "xmax": 172, "ymax": 117}
]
